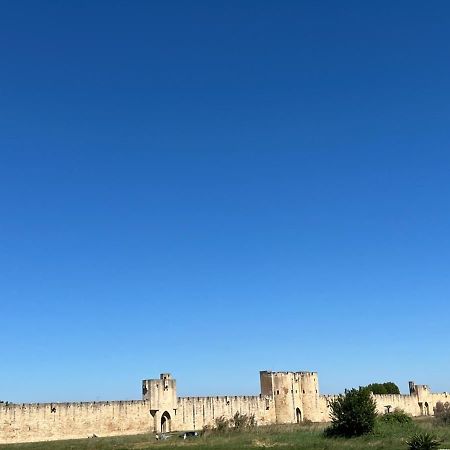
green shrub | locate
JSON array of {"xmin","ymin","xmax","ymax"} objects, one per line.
[
  {"xmin": 406, "ymin": 432, "xmax": 441, "ymax": 450},
  {"xmin": 434, "ymin": 401, "xmax": 450, "ymax": 425},
  {"xmin": 325, "ymin": 387, "xmax": 377, "ymax": 437},
  {"xmin": 378, "ymin": 408, "xmax": 412, "ymax": 424}
]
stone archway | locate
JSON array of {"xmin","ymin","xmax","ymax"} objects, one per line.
[
  {"xmin": 161, "ymin": 411, "xmax": 171, "ymax": 433},
  {"xmin": 296, "ymin": 408, "xmax": 302, "ymax": 423}
]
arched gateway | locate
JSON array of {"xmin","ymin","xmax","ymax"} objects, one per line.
[{"xmin": 161, "ymin": 411, "xmax": 171, "ymax": 433}]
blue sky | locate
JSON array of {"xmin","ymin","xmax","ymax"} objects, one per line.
[{"xmin": 1, "ymin": 1, "xmax": 450, "ymax": 403}]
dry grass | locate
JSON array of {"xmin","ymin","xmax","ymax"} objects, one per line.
[{"xmin": 1, "ymin": 419, "xmax": 449, "ymax": 450}]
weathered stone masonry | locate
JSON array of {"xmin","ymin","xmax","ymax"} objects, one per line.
[{"xmin": 1, "ymin": 371, "xmax": 449, "ymax": 444}]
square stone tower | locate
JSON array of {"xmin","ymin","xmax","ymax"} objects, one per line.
[{"xmin": 142, "ymin": 373, "xmax": 177, "ymax": 432}]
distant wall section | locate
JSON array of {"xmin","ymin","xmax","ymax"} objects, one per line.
[{"xmin": 0, "ymin": 401, "xmax": 151, "ymax": 444}]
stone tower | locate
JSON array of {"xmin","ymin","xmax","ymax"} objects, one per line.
[
  {"xmin": 260, "ymin": 371, "xmax": 303, "ymax": 424},
  {"xmin": 298, "ymin": 371, "xmax": 320, "ymax": 421},
  {"xmin": 142, "ymin": 373, "xmax": 177, "ymax": 432},
  {"xmin": 409, "ymin": 381, "xmax": 432, "ymax": 416},
  {"xmin": 259, "ymin": 370, "xmax": 320, "ymax": 423}
]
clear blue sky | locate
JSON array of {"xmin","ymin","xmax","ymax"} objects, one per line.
[{"xmin": 1, "ymin": 0, "xmax": 450, "ymax": 403}]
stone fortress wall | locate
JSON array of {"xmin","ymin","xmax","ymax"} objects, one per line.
[
  {"xmin": 1, "ymin": 370, "xmax": 449, "ymax": 444},
  {"xmin": 0, "ymin": 401, "xmax": 151, "ymax": 444},
  {"xmin": 372, "ymin": 381, "xmax": 450, "ymax": 417}
]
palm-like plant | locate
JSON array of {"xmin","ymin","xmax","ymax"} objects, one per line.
[{"xmin": 406, "ymin": 432, "xmax": 441, "ymax": 450}]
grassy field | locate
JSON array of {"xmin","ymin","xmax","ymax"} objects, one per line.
[{"xmin": 1, "ymin": 419, "xmax": 449, "ymax": 450}]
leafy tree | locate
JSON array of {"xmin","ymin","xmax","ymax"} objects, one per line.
[
  {"xmin": 325, "ymin": 387, "xmax": 377, "ymax": 437},
  {"xmin": 364, "ymin": 382, "xmax": 400, "ymax": 395}
]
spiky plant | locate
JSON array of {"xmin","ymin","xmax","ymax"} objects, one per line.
[{"xmin": 406, "ymin": 432, "xmax": 441, "ymax": 450}]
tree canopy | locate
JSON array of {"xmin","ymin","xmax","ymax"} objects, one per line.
[{"xmin": 364, "ymin": 382, "xmax": 400, "ymax": 395}]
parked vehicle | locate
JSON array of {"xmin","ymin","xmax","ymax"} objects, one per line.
[{"xmin": 180, "ymin": 431, "xmax": 199, "ymax": 439}]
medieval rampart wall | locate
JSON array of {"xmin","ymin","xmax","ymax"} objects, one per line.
[
  {"xmin": 2, "ymin": 372, "xmax": 450, "ymax": 445},
  {"xmin": 372, "ymin": 394, "xmax": 422, "ymax": 415},
  {"xmin": 317, "ymin": 391, "xmax": 450, "ymax": 422},
  {"xmin": 372, "ymin": 391, "xmax": 450, "ymax": 416},
  {"xmin": 317, "ymin": 395, "xmax": 337, "ymax": 422},
  {"xmin": 430, "ymin": 393, "xmax": 450, "ymax": 406},
  {"xmin": 0, "ymin": 395, "xmax": 276, "ymax": 444},
  {"xmin": 174, "ymin": 395, "xmax": 275, "ymax": 430},
  {"xmin": 0, "ymin": 401, "xmax": 151, "ymax": 444}
]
